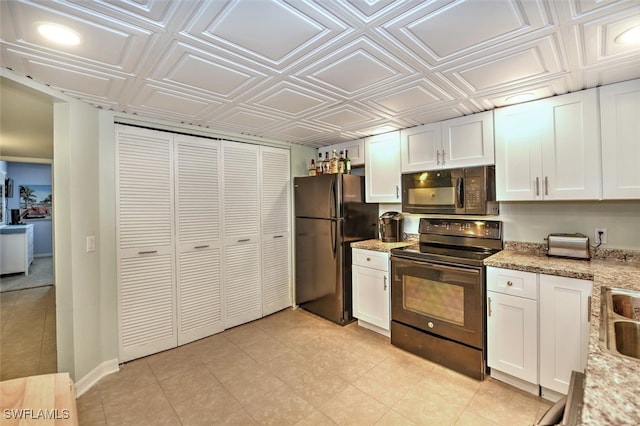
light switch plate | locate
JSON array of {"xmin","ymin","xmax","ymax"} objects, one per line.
[{"xmin": 86, "ymin": 235, "xmax": 96, "ymax": 252}]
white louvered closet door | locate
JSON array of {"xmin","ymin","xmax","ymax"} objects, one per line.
[
  {"xmin": 174, "ymin": 135, "xmax": 224, "ymax": 345},
  {"xmin": 116, "ymin": 125, "xmax": 177, "ymax": 362},
  {"xmin": 260, "ymin": 147, "xmax": 292, "ymax": 316},
  {"xmin": 222, "ymin": 141, "xmax": 262, "ymax": 328}
]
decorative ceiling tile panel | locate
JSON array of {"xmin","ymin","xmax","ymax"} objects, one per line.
[{"xmin": 1, "ymin": 0, "xmax": 639, "ymax": 146}]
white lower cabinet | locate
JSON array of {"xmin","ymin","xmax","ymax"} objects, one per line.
[
  {"xmin": 539, "ymin": 273, "xmax": 592, "ymax": 396},
  {"xmin": 487, "ymin": 266, "xmax": 593, "ymax": 399},
  {"xmin": 352, "ymin": 249, "xmax": 390, "ymax": 336},
  {"xmin": 487, "ymin": 268, "xmax": 538, "ymax": 391}
]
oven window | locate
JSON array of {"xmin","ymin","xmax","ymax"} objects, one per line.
[{"xmin": 403, "ymin": 276, "xmax": 464, "ymax": 326}]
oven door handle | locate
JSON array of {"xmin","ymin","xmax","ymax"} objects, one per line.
[{"xmin": 392, "ymin": 256, "xmax": 481, "ymax": 273}]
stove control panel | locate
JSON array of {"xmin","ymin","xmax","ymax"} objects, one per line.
[{"xmin": 418, "ymin": 219, "xmax": 502, "ymax": 239}]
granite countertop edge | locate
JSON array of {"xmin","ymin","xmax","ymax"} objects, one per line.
[
  {"xmin": 484, "ymin": 247, "xmax": 640, "ymax": 426},
  {"xmin": 350, "ymin": 238, "xmax": 417, "ymax": 253}
]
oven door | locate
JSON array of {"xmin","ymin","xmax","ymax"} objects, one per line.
[{"xmin": 391, "ymin": 256, "xmax": 484, "ymax": 349}]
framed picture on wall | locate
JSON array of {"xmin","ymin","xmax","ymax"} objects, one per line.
[{"xmin": 20, "ymin": 184, "xmax": 52, "ymax": 220}]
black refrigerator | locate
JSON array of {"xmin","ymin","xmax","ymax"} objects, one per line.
[{"xmin": 294, "ymin": 174, "xmax": 379, "ymax": 325}]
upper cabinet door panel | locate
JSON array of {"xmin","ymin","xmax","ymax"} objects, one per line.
[
  {"xmin": 442, "ymin": 111, "xmax": 495, "ymax": 168},
  {"xmin": 495, "ymin": 102, "xmax": 544, "ymax": 201},
  {"xmin": 116, "ymin": 125, "xmax": 174, "ymax": 251},
  {"xmin": 600, "ymin": 79, "xmax": 640, "ymax": 199},
  {"xmin": 542, "ymin": 89, "xmax": 601, "ymax": 200},
  {"xmin": 365, "ymin": 132, "xmax": 401, "ymax": 202},
  {"xmin": 400, "ymin": 123, "xmax": 441, "ymax": 172}
]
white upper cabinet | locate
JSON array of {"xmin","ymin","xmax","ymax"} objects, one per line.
[
  {"xmin": 600, "ymin": 79, "xmax": 640, "ymax": 199},
  {"xmin": 400, "ymin": 122, "xmax": 442, "ymax": 172},
  {"xmin": 365, "ymin": 131, "xmax": 401, "ymax": 202},
  {"xmin": 401, "ymin": 111, "xmax": 494, "ymax": 173},
  {"xmin": 441, "ymin": 110, "xmax": 495, "ymax": 168},
  {"xmin": 319, "ymin": 138, "xmax": 365, "ymax": 166},
  {"xmin": 495, "ymin": 88, "xmax": 601, "ymax": 201}
]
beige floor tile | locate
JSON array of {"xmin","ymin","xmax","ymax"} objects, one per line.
[
  {"xmin": 96, "ymin": 359, "xmax": 158, "ymax": 403},
  {"xmin": 102, "ymin": 382, "xmax": 181, "ymax": 426},
  {"xmin": 295, "ymin": 409, "xmax": 338, "ymax": 425},
  {"xmin": 197, "ymin": 334, "xmax": 243, "ymax": 363},
  {"xmin": 245, "ymin": 387, "xmax": 314, "ymax": 425},
  {"xmin": 375, "ymin": 409, "xmax": 417, "ymax": 425},
  {"xmin": 352, "ymin": 363, "xmax": 422, "ymax": 406},
  {"xmin": 455, "ymin": 410, "xmax": 500, "ymax": 426},
  {"xmin": 464, "ymin": 378, "xmax": 542, "ymax": 426},
  {"xmin": 288, "ymin": 369, "xmax": 349, "ymax": 407},
  {"xmin": 264, "ymin": 350, "xmax": 325, "ymax": 384},
  {"xmin": 319, "ymin": 385, "xmax": 389, "ymax": 425},
  {"xmin": 243, "ymin": 335, "xmax": 292, "ymax": 364},
  {"xmin": 205, "ymin": 351, "xmax": 265, "ymax": 383},
  {"xmin": 146, "ymin": 345, "xmax": 205, "ymax": 382},
  {"xmin": 221, "ymin": 366, "xmax": 285, "ymax": 405},
  {"xmin": 224, "ymin": 323, "xmax": 272, "ymax": 349},
  {"xmin": 169, "ymin": 384, "xmax": 243, "ymax": 425},
  {"xmin": 158, "ymin": 366, "xmax": 223, "ymax": 404}
]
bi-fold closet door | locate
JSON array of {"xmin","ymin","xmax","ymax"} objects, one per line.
[
  {"xmin": 117, "ymin": 126, "xmax": 223, "ymax": 362},
  {"xmin": 117, "ymin": 125, "xmax": 291, "ymax": 362}
]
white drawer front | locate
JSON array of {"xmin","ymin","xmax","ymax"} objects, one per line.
[
  {"xmin": 487, "ymin": 266, "xmax": 537, "ymax": 300},
  {"xmin": 352, "ymin": 248, "xmax": 389, "ymax": 271}
]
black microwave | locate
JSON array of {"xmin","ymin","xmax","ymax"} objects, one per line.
[{"xmin": 401, "ymin": 166, "xmax": 499, "ymax": 215}]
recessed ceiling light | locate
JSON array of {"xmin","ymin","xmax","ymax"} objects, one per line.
[
  {"xmin": 505, "ymin": 93, "xmax": 535, "ymax": 104},
  {"xmin": 615, "ymin": 25, "xmax": 640, "ymax": 44},
  {"xmin": 37, "ymin": 23, "xmax": 81, "ymax": 46}
]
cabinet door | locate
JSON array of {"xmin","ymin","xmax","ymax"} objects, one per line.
[
  {"xmin": 222, "ymin": 142, "xmax": 262, "ymax": 328},
  {"xmin": 260, "ymin": 147, "xmax": 291, "ymax": 316},
  {"xmin": 365, "ymin": 131, "xmax": 401, "ymax": 202},
  {"xmin": 495, "ymin": 102, "xmax": 544, "ymax": 200},
  {"xmin": 174, "ymin": 135, "xmax": 223, "ymax": 345},
  {"xmin": 116, "ymin": 125, "xmax": 176, "ymax": 362},
  {"xmin": 442, "ymin": 111, "xmax": 494, "ymax": 168},
  {"xmin": 539, "ymin": 274, "xmax": 592, "ymax": 394},
  {"xmin": 352, "ymin": 264, "xmax": 390, "ymax": 331},
  {"xmin": 400, "ymin": 123, "xmax": 441, "ymax": 172},
  {"xmin": 487, "ymin": 291, "xmax": 538, "ymax": 384},
  {"xmin": 542, "ymin": 89, "xmax": 601, "ymax": 200},
  {"xmin": 600, "ymin": 79, "xmax": 640, "ymax": 199}
]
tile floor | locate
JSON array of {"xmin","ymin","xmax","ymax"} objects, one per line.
[
  {"xmin": 77, "ymin": 309, "xmax": 551, "ymax": 425},
  {"xmin": 0, "ymin": 285, "xmax": 57, "ymax": 381}
]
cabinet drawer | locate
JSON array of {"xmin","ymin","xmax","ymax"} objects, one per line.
[
  {"xmin": 352, "ymin": 248, "xmax": 389, "ymax": 271},
  {"xmin": 487, "ymin": 267, "xmax": 537, "ymax": 299}
]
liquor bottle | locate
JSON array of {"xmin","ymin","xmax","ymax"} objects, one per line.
[
  {"xmin": 329, "ymin": 149, "xmax": 338, "ymax": 174},
  {"xmin": 344, "ymin": 149, "xmax": 351, "ymax": 174},
  {"xmin": 338, "ymin": 150, "xmax": 345, "ymax": 174},
  {"xmin": 316, "ymin": 153, "xmax": 323, "ymax": 175},
  {"xmin": 308, "ymin": 159, "xmax": 317, "ymax": 176},
  {"xmin": 323, "ymin": 152, "xmax": 330, "ymax": 174}
]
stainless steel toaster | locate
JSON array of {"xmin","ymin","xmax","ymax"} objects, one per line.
[{"xmin": 546, "ymin": 233, "xmax": 591, "ymax": 260}]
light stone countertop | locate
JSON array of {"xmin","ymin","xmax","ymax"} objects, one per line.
[
  {"xmin": 484, "ymin": 248, "xmax": 640, "ymax": 426},
  {"xmin": 350, "ymin": 238, "xmax": 416, "ymax": 253}
]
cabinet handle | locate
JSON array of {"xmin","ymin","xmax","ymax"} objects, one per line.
[
  {"xmin": 138, "ymin": 250, "xmax": 158, "ymax": 255},
  {"xmin": 396, "ymin": 185, "xmax": 400, "ymax": 199},
  {"xmin": 436, "ymin": 150, "xmax": 441, "ymax": 165},
  {"xmin": 238, "ymin": 238, "xmax": 250, "ymax": 243},
  {"xmin": 273, "ymin": 235, "xmax": 283, "ymax": 239},
  {"xmin": 488, "ymin": 297, "xmax": 492, "ymax": 317},
  {"xmin": 366, "ymin": 257, "xmax": 371, "ymax": 261},
  {"xmin": 194, "ymin": 245, "xmax": 209, "ymax": 249},
  {"xmin": 535, "ymin": 177, "xmax": 540, "ymax": 196},
  {"xmin": 587, "ymin": 296, "xmax": 591, "ymax": 323},
  {"xmin": 507, "ymin": 280, "xmax": 513, "ymax": 287},
  {"xmin": 383, "ymin": 276, "xmax": 387, "ymax": 291},
  {"xmin": 544, "ymin": 176, "xmax": 549, "ymax": 196},
  {"xmin": 441, "ymin": 150, "xmax": 445, "ymax": 165}
]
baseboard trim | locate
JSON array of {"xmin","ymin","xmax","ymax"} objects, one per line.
[{"xmin": 75, "ymin": 359, "xmax": 119, "ymax": 398}]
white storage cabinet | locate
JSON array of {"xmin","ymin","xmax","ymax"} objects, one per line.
[
  {"xmin": 487, "ymin": 267, "xmax": 539, "ymax": 393},
  {"xmin": 352, "ymin": 248, "xmax": 391, "ymax": 336},
  {"xmin": 365, "ymin": 131, "xmax": 401, "ymax": 202},
  {"xmin": 0, "ymin": 224, "xmax": 34, "ymax": 276},
  {"xmin": 600, "ymin": 78, "xmax": 640, "ymax": 199},
  {"xmin": 495, "ymin": 88, "xmax": 601, "ymax": 201}
]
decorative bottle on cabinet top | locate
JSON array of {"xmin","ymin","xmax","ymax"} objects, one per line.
[
  {"xmin": 308, "ymin": 159, "xmax": 317, "ymax": 176},
  {"xmin": 338, "ymin": 150, "xmax": 345, "ymax": 174},
  {"xmin": 344, "ymin": 149, "xmax": 351, "ymax": 174}
]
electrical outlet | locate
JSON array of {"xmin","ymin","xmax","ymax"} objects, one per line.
[{"xmin": 595, "ymin": 228, "xmax": 608, "ymax": 245}]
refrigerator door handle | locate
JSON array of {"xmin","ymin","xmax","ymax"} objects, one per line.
[
  {"xmin": 330, "ymin": 177, "xmax": 337, "ymax": 219},
  {"xmin": 331, "ymin": 219, "xmax": 337, "ymax": 258}
]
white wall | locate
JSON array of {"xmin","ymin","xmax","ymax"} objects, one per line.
[{"xmin": 378, "ymin": 200, "xmax": 640, "ymax": 250}]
